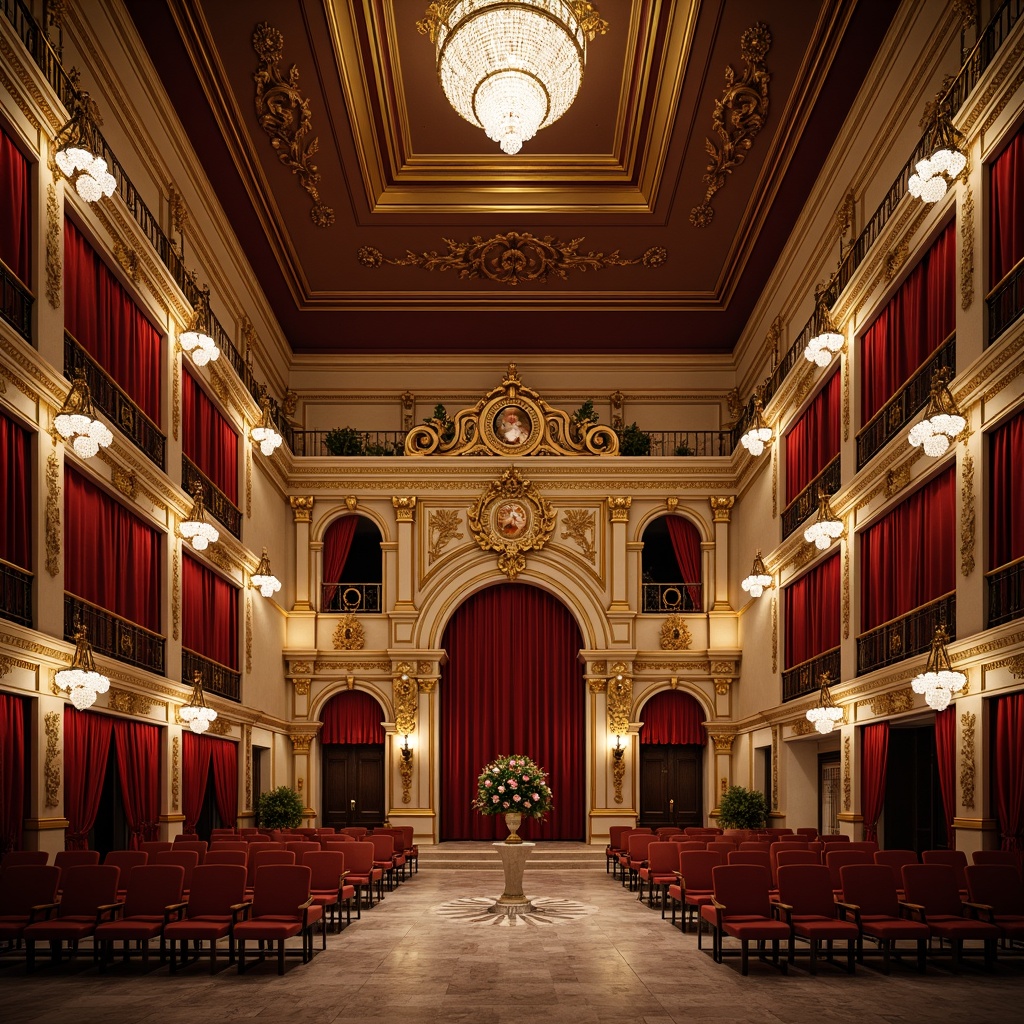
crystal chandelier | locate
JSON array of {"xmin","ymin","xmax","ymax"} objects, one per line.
[
  {"xmin": 54, "ymin": 91, "xmax": 116, "ymax": 203},
  {"xmin": 803, "ymin": 491, "xmax": 843, "ymax": 550},
  {"xmin": 417, "ymin": 1, "xmax": 608, "ymax": 156},
  {"xmin": 179, "ymin": 286, "xmax": 220, "ymax": 366},
  {"xmin": 911, "ymin": 625, "xmax": 966, "ymax": 711},
  {"xmin": 251, "ymin": 389, "xmax": 283, "ymax": 457},
  {"xmin": 180, "ymin": 670, "xmax": 218, "ymax": 734},
  {"xmin": 805, "ymin": 671, "xmax": 843, "ymax": 734},
  {"xmin": 908, "ymin": 367, "xmax": 965, "ymax": 457},
  {"xmin": 803, "ymin": 287, "xmax": 844, "ymax": 366},
  {"xmin": 740, "ymin": 551, "xmax": 773, "ymax": 598},
  {"xmin": 55, "ymin": 368, "xmax": 113, "ymax": 459},
  {"xmin": 180, "ymin": 481, "xmax": 219, "ymax": 551},
  {"xmin": 251, "ymin": 547, "xmax": 282, "ymax": 599},
  {"xmin": 739, "ymin": 393, "xmax": 772, "ymax": 456},
  {"xmin": 55, "ymin": 622, "xmax": 110, "ymax": 711},
  {"xmin": 908, "ymin": 95, "xmax": 967, "ymax": 205}
]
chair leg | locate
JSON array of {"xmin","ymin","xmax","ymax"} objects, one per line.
[
  {"xmin": 237, "ymin": 940, "xmax": 246, "ymax": 974},
  {"xmin": 277, "ymin": 939, "xmax": 285, "ymax": 975}
]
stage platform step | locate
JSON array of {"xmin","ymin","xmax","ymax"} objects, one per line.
[{"xmin": 418, "ymin": 841, "xmax": 606, "ymax": 870}]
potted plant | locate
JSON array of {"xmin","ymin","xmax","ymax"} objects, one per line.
[
  {"xmin": 571, "ymin": 398, "xmax": 599, "ymax": 440},
  {"xmin": 474, "ymin": 754, "xmax": 553, "ymax": 843},
  {"xmin": 256, "ymin": 785, "xmax": 305, "ymax": 830},
  {"xmin": 617, "ymin": 421, "xmax": 652, "ymax": 456},
  {"xmin": 716, "ymin": 785, "xmax": 769, "ymax": 830},
  {"xmin": 425, "ymin": 403, "xmax": 456, "ymax": 443},
  {"xmin": 324, "ymin": 426, "xmax": 364, "ymax": 456}
]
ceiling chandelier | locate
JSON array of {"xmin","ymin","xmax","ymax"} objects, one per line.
[
  {"xmin": 180, "ymin": 481, "xmax": 219, "ymax": 551},
  {"xmin": 740, "ymin": 551, "xmax": 773, "ymax": 598},
  {"xmin": 908, "ymin": 95, "xmax": 966, "ymax": 204},
  {"xmin": 908, "ymin": 366, "xmax": 965, "ymax": 457},
  {"xmin": 180, "ymin": 670, "xmax": 218, "ymax": 734},
  {"xmin": 803, "ymin": 287, "xmax": 844, "ymax": 366},
  {"xmin": 179, "ymin": 286, "xmax": 220, "ymax": 366},
  {"xmin": 251, "ymin": 388, "xmax": 283, "ymax": 457},
  {"xmin": 55, "ymin": 367, "xmax": 113, "ymax": 459},
  {"xmin": 803, "ymin": 491, "xmax": 843, "ymax": 550},
  {"xmin": 55, "ymin": 622, "xmax": 110, "ymax": 711},
  {"xmin": 805, "ymin": 671, "xmax": 843, "ymax": 734},
  {"xmin": 54, "ymin": 91, "xmax": 116, "ymax": 203},
  {"xmin": 251, "ymin": 547, "xmax": 282, "ymax": 598},
  {"xmin": 417, "ymin": 0, "xmax": 609, "ymax": 156},
  {"xmin": 911, "ymin": 625, "xmax": 966, "ymax": 711},
  {"xmin": 739, "ymin": 391, "xmax": 772, "ymax": 456}
]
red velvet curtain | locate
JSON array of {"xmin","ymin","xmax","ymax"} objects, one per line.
[
  {"xmin": 182, "ymin": 371, "xmax": 238, "ymax": 504},
  {"xmin": 784, "ymin": 554, "xmax": 840, "ymax": 668},
  {"xmin": 440, "ymin": 584, "xmax": 584, "ymax": 841},
  {"xmin": 991, "ymin": 128, "xmax": 1024, "ymax": 285},
  {"xmin": 0, "ymin": 126, "xmax": 30, "ymax": 286},
  {"xmin": 639, "ymin": 690, "xmax": 706, "ymax": 745},
  {"xmin": 64, "ymin": 708, "xmax": 113, "ymax": 849},
  {"xmin": 320, "ymin": 691, "xmax": 386, "ymax": 744},
  {"xmin": 182, "ymin": 554, "xmax": 238, "ymax": 670},
  {"xmin": 0, "ymin": 410, "xmax": 31, "ymax": 570},
  {"xmin": 859, "ymin": 469, "xmax": 955, "ymax": 632},
  {"xmin": 785, "ymin": 370, "xmax": 841, "ymax": 504},
  {"xmin": 665, "ymin": 516, "xmax": 702, "ymax": 610},
  {"xmin": 112, "ymin": 719, "xmax": 159, "ymax": 849},
  {"xmin": 861, "ymin": 722, "xmax": 889, "ymax": 843},
  {"xmin": 934, "ymin": 707, "xmax": 957, "ymax": 849},
  {"xmin": 209, "ymin": 737, "xmax": 238, "ymax": 829},
  {"xmin": 322, "ymin": 516, "xmax": 358, "ymax": 608},
  {"xmin": 63, "ymin": 218, "xmax": 162, "ymax": 423},
  {"xmin": 0, "ymin": 693, "xmax": 25, "ymax": 853},
  {"xmin": 182, "ymin": 730, "xmax": 211, "ymax": 835},
  {"xmin": 995, "ymin": 693, "xmax": 1024, "ymax": 854},
  {"xmin": 861, "ymin": 221, "xmax": 956, "ymax": 424},
  {"xmin": 989, "ymin": 410, "xmax": 1024, "ymax": 569},
  {"xmin": 65, "ymin": 468, "xmax": 161, "ymax": 632}
]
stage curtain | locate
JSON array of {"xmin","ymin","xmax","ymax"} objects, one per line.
[
  {"xmin": 182, "ymin": 554, "xmax": 238, "ymax": 670},
  {"xmin": 995, "ymin": 693, "xmax": 1024, "ymax": 854},
  {"xmin": 182, "ymin": 730, "xmax": 212, "ymax": 835},
  {"xmin": 989, "ymin": 410, "xmax": 1024, "ymax": 569},
  {"xmin": 0, "ymin": 410, "xmax": 31, "ymax": 569},
  {"xmin": 440, "ymin": 584, "xmax": 584, "ymax": 842},
  {"xmin": 785, "ymin": 370, "xmax": 840, "ymax": 505},
  {"xmin": 991, "ymin": 128, "xmax": 1024, "ymax": 285},
  {"xmin": 63, "ymin": 218, "xmax": 161, "ymax": 422},
  {"xmin": 859, "ymin": 468, "xmax": 955, "ymax": 631},
  {"xmin": 639, "ymin": 690, "xmax": 706, "ymax": 745},
  {"xmin": 182, "ymin": 370, "xmax": 238, "ymax": 504},
  {"xmin": 0, "ymin": 693, "xmax": 25, "ymax": 853},
  {"xmin": 783, "ymin": 553, "xmax": 840, "ymax": 668},
  {"xmin": 322, "ymin": 516, "xmax": 358, "ymax": 609},
  {"xmin": 861, "ymin": 221, "xmax": 956, "ymax": 424},
  {"xmin": 64, "ymin": 707, "xmax": 113, "ymax": 849},
  {"xmin": 0, "ymin": 126, "xmax": 30, "ymax": 286},
  {"xmin": 665, "ymin": 516, "xmax": 702, "ymax": 610},
  {"xmin": 65, "ymin": 468, "xmax": 161, "ymax": 632},
  {"xmin": 208, "ymin": 737, "xmax": 238, "ymax": 829},
  {"xmin": 112, "ymin": 719, "xmax": 159, "ymax": 848},
  {"xmin": 320, "ymin": 690, "xmax": 385, "ymax": 744},
  {"xmin": 934, "ymin": 707, "xmax": 957, "ymax": 849},
  {"xmin": 861, "ymin": 722, "xmax": 889, "ymax": 843}
]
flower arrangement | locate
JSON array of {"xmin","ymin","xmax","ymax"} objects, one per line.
[{"xmin": 474, "ymin": 754, "xmax": 553, "ymax": 820}]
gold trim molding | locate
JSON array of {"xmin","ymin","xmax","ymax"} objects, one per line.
[
  {"xmin": 660, "ymin": 616, "xmax": 692, "ymax": 650},
  {"xmin": 332, "ymin": 615, "xmax": 365, "ymax": 650},
  {"xmin": 45, "ymin": 450, "xmax": 60, "ymax": 576},
  {"xmin": 843, "ymin": 735, "xmax": 851, "ymax": 812},
  {"xmin": 961, "ymin": 184, "xmax": 974, "ymax": 310},
  {"xmin": 44, "ymin": 711, "xmax": 60, "ymax": 808},
  {"xmin": 428, "ymin": 509, "xmax": 464, "ymax": 563},
  {"xmin": 560, "ymin": 508, "xmax": 596, "ymax": 562},
  {"xmin": 171, "ymin": 735, "xmax": 180, "ymax": 812},
  {"xmin": 393, "ymin": 668, "xmax": 418, "ymax": 736},
  {"xmin": 45, "ymin": 182, "xmax": 61, "ymax": 309},
  {"xmin": 960, "ymin": 710, "xmax": 976, "ymax": 810},
  {"xmin": 960, "ymin": 450, "xmax": 976, "ymax": 577},
  {"xmin": 606, "ymin": 666, "xmax": 632, "ymax": 737}
]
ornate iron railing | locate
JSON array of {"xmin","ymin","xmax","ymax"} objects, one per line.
[
  {"xmin": 641, "ymin": 582, "xmax": 702, "ymax": 614},
  {"xmin": 0, "ymin": 558, "xmax": 32, "ymax": 627},
  {"xmin": 64, "ymin": 593, "xmax": 165, "ymax": 675},
  {"xmin": 988, "ymin": 260, "xmax": 1024, "ymax": 346},
  {"xmin": 782, "ymin": 647, "xmax": 840, "ymax": 703},
  {"xmin": 856, "ymin": 592, "xmax": 956, "ymax": 677},
  {"xmin": 647, "ymin": 432, "xmax": 735, "ymax": 457},
  {"xmin": 0, "ymin": 259, "xmax": 32, "ymax": 343},
  {"xmin": 293, "ymin": 431, "xmax": 407, "ymax": 457},
  {"xmin": 182, "ymin": 455, "xmax": 241, "ymax": 539},
  {"xmin": 987, "ymin": 557, "xmax": 1024, "ymax": 628},
  {"xmin": 781, "ymin": 455, "xmax": 842, "ymax": 541},
  {"xmin": 182, "ymin": 648, "xmax": 240, "ymax": 703},
  {"xmin": 320, "ymin": 582, "xmax": 383, "ymax": 614}
]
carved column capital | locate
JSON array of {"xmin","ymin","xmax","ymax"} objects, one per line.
[
  {"xmin": 709, "ymin": 732, "xmax": 735, "ymax": 752},
  {"xmin": 607, "ymin": 496, "xmax": 632, "ymax": 522},
  {"xmin": 290, "ymin": 495, "xmax": 315, "ymax": 522},
  {"xmin": 392, "ymin": 495, "xmax": 417, "ymax": 521},
  {"xmin": 709, "ymin": 496, "xmax": 735, "ymax": 522}
]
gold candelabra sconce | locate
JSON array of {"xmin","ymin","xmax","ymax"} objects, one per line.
[
  {"xmin": 611, "ymin": 733, "xmax": 626, "ymax": 805},
  {"xmin": 399, "ymin": 734, "xmax": 414, "ymax": 804}
]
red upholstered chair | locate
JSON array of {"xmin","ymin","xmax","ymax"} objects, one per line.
[
  {"xmin": 676, "ymin": 841, "xmax": 707, "ymax": 852},
  {"xmin": 776, "ymin": 836, "xmax": 809, "ymax": 844},
  {"xmin": 655, "ymin": 827, "xmax": 679, "ymax": 838},
  {"xmin": 0, "ymin": 851, "xmax": 48, "ymax": 872},
  {"xmin": 705, "ymin": 840, "xmax": 738, "ymax": 857},
  {"xmin": 972, "ymin": 850, "xmax": 1021, "ymax": 874},
  {"xmin": 874, "ymin": 850, "xmax": 919, "ymax": 896},
  {"xmin": 844, "ymin": 841, "xmax": 879, "ymax": 854},
  {"xmin": 963, "ymin": 864, "xmax": 1024, "ymax": 951},
  {"xmin": 210, "ymin": 840, "xmax": 249, "ymax": 854},
  {"xmin": 286, "ymin": 840, "xmax": 320, "ymax": 857},
  {"xmin": 245, "ymin": 849, "xmax": 296, "ymax": 896},
  {"xmin": 738, "ymin": 841, "xmax": 771, "ymax": 854},
  {"xmin": 152, "ymin": 849, "xmax": 200, "ymax": 894},
  {"xmin": 700, "ymin": 865, "xmax": 791, "ymax": 974},
  {"xmin": 54, "ymin": 850, "xmax": 100, "ymax": 871},
  {"xmin": 168, "ymin": 840, "xmax": 207, "ymax": 864},
  {"xmin": 624, "ymin": 832, "xmax": 658, "ymax": 892},
  {"xmin": 606, "ymin": 826, "xmax": 630, "ymax": 875},
  {"xmin": 668, "ymin": 850, "xmax": 724, "ymax": 939},
  {"xmin": 322, "ymin": 840, "xmax": 353, "ymax": 853},
  {"xmin": 340, "ymin": 827, "xmax": 367, "ymax": 840},
  {"xmin": 727, "ymin": 851, "xmax": 772, "ymax": 883},
  {"xmin": 638, "ymin": 842, "xmax": 678, "ymax": 913},
  {"xmin": 825, "ymin": 849, "xmax": 873, "ymax": 892},
  {"xmin": 234, "ymin": 864, "xmax": 322, "ymax": 974},
  {"xmin": 796, "ymin": 828, "xmax": 819, "ymax": 840},
  {"xmin": 315, "ymin": 827, "xmax": 336, "ymax": 838},
  {"xmin": 93, "ymin": 864, "xmax": 185, "ymax": 969},
  {"xmin": 302, "ymin": 850, "xmax": 354, "ymax": 939},
  {"xmin": 399, "ymin": 826, "xmax": 418, "ymax": 875},
  {"xmin": 344, "ymin": 842, "xmax": 383, "ymax": 914},
  {"xmin": 139, "ymin": 841, "xmax": 172, "ymax": 856},
  {"xmin": 163, "ymin": 863, "xmax": 247, "ymax": 973},
  {"xmin": 378, "ymin": 828, "xmax": 408, "ymax": 882},
  {"xmin": 922, "ymin": 850, "xmax": 969, "ymax": 893},
  {"xmin": 205, "ymin": 850, "xmax": 247, "ymax": 868},
  {"xmin": 369, "ymin": 834, "xmax": 397, "ymax": 893},
  {"xmin": 775, "ymin": 864, "xmax": 858, "ymax": 973},
  {"xmin": 0, "ymin": 865, "xmax": 60, "ymax": 953},
  {"xmin": 104, "ymin": 850, "xmax": 148, "ymax": 900},
  {"xmin": 775, "ymin": 849, "xmax": 818, "ymax": 869}
]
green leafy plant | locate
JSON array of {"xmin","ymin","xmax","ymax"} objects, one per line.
[
  {"xmin": 363, "ymin": 438, "xmax": 405, "ymax": 456},
  {"xmin": 425, "ymin": 403, "xmax": 456, "ymax": 443},
  {"xmin": 324, "ymin": 427, "xmax": 364, "ymax": 456},
  {"xmin": 674, "ymin": 441, "xmax": 694, "ymax": 456},
  {"xmin": 571, "ymin": 398, "xmax": 599, "ymax": 438},
  {"xmin": 617, "ymin": 421, "xmax": 652, "ymax": 456},
  {"xmin": 474, "ymin": 754, "xmax": 553, "ymax": 820},
  {"xmin": 716, "ymin": 785, "xmax": 769, "ymax": 830},
  {"xmin": 257, "ymin": 785, "xmax": 305, "ymax": 830}
]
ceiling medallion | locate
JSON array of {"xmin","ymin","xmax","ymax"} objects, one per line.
[
  {"xmin": 358, "ymin": 233, "xmax": 665, "ymax": 287},
  {"xmin": 406, "ymin": 363, "xmax": 618, "ymax": 456},
  {"xmin": 690, "ymin": 23, "xmax": 772, "ymax": 228},
  {"xmin": 468, "ymin": 466, "xmax": 556, "ymax": 580}
]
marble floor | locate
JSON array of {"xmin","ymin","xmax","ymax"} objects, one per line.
[{"xmin": 1, "ymin": 846, "xmax": 1021, "ymax": 1024}]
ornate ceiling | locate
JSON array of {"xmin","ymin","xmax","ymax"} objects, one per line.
[{"xmin": 126, "ymin": 1, "xmax": 896, "ymax": 355}]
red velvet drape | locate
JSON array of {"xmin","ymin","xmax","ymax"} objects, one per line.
[
  {"xmin": 0, "ymin": 693, "xmax": 25, "ymax": 853},
  {"xmin": 991, "ymin": 128, "xmax": 1024, "ymax": 285},
  {"xmin": 182, "ymin": 730, "xmax": 211, "ymax": 835},
  {"xmin": 861, "ymin": 722, "xmax": 889, "ymax": 843},
  {"xmin": 989, "ymin": 410, "xmax": 1024, "ymax": 569},
  {"xmin": 665, "ymin": 516, "xmax": 703, "ymax": 610},
  {"xmin": 934, "ymin": 707, "xmax": 957, "ymax": 849},
  {"xmin": 320, "ymin": 691, "xmax": 386, "ymax": 744},
  {"xmin": 440, "ymin": 584, "xmax": 584, "ymax": 841},
  {"xmin": 785, "ymin": 370, "xmax": 841, "ymax": 504},
  {"xmin": 861, "ymin": 222, "xmax": 956, "ymax": 424},
  {"xmin": 64, "ymin": 468, "xmax": 161, "ymax": 632},
  {"xmin": 63, "ymin": 218, "xmax": 161, "ymax": 423},
  {"xmin": 182, "ymin": 371, "xmax": 238, "ymax": 504},
  {"xmin": 0, "ymin": 410, "xmax": 31, "ymax": 569},
  {"xmin": 0, "ymin": 126, "xmax": 30, "ymax": 286},
  {"xmin": 784, "ymin": 554, "xmax": 840, "ymax": 668},
  {"xmin": 112, "ymin": 719, "xmax": 159, "ymax": 849},
  {"xmin": 63, "ymin": 708, "xmax": 113, "ymax": 849},
  {"xmin": 995, "ymin": 693, "xmax": 1024, "ymax": 854},
  {"xmin": 209, "ymin": 737, "xmax": 238, "ymax": 829},
  {"xmin": 322, "ymin": 516, "xmax": 358, "ymax": 608},
  {"xmin": 182, "ymin": 554, "xmax": 238, "ymax": 670},
  {"xmin": 639, "ymin": 690, "xmax": 707, "ymax": 745},
  {"xmin": 859, "ymin": 469, "xmax": 955, "ymax": 631}
]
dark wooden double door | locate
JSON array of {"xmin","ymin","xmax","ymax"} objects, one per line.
[
  {"xmin": 639, "ymin": 744, "xmax": 703, "ymax": 830},
  {"xmin": 322, "ymin": 744, "xmax": 385, "ymax": 829}
]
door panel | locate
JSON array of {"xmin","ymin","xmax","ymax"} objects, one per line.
[
  {"xmin": 322, "ymin": 744, "xmax": 384, "ymax": 829},
  {"xmin": 639, "ymin": 745, "xmax": 703, "ymax": 829}
]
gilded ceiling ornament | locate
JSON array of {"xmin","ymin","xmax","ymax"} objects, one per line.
[
  {"xmin": 251, "ymin": 22, "xmax": 334, "ymax": 229},
  {"xmin": 961, "ymin": 450, "xmax": 976, "ymax": 576},
  {"xmin": 468, "ymin": 466, "xmax": 556, "ymax": 580},
  {"xmin": 560, "ymin": 508, "xmax": 596, "ymax": 562},
  {"xmin": 690, "ymin": 23, "xmax": 772, "ymax": 228},
  {"xmin": 428, "ymin": 509, "xmax": 464, "ymax": 563},
  {"xmin": 289, "ymin": 733, "xmax": 314, "ymax": 754},
  {"xmin": 358, "ymin": 234, "xmax": 666, "ymax": 287},
  {"xmin": 710, "ymin": 733, "xmax": 734, "ymax": 753},
  {"xmin": 332, "ymin": 615, "xmax": 365, "ymax": 651},
  {"xmin": 660, "ymin": 615, "xmax": 692, "ymax": 651},
  {"xmin": 109, "ymin": 688, "xmax": 155, "ymax": 717},
  {"xmin": 392, "ymin": 496, "xmax": 417, "ymax": 522},
  {"xmin": 885, "ymin": 240, "xmax": 909, "ymax": 280}
]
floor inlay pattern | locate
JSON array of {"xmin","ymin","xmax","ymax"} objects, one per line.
[{"xmin": 434, "ymin": 894, "xmax": 599, "ymax": 926}]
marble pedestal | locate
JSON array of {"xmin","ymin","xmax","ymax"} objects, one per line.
[{"xmin": 489, "ymin": 841, "xmax": 536, "ymax": 916}]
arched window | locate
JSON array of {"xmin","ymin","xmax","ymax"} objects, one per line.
[
  {"xmin": 322, "ymin": 516, "xmax": 383, "ymax": 612},
  {"xmin": 641, "ymin": 516, "xmax": 702, "ymax": 613}
]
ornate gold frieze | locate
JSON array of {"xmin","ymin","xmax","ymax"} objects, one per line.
[
  {"xmin": 291, "ymin": 678, "xmax": 310, "ymax": 696},
  {"xmin": 835, "ymin": 190, "xmax": 856, "ymax": 247},
  {"xmin": 690, "ymin": 23, "xmax": 772, "ymax": 228},
  {"xmin": 417, "ymin": 661, "xmax": 433, "ymax": 675},
  {"xmin": 290, "ymin": 495, "xmax": 314, "ymax": 522},
  {"xmin": 112, "ymin": 466, "xmax": 136, "ymax": 500},
  {"xmin": 290, "ymin": 733, "xmax": 314, "ymax": 754},
  {"xmin": 842, "ymin": 363, "xmax": 850, "ymax": 441},
  {"xmin": 45, "ymin": 450, "xmax": 60, "ymax": 576},
  {"xmin": 45, "ymin": 182, "xmax": 61, "ymax": 308},
  {"xmin": 168, "ymin": 182, "xmax": 189, "ymax": 235},
  {"xmin": 428, "ymin": 509, "xmax": 464, "ymax": 563},
  {"xmin": 393, "ymin": 671, "xmax": 418, "ymax": 737},
  {"xmin": 842, "ymin": 736, "xmax": 851, "ymax": 812},
  {"xmin": 244, "ymin": 725, "xmax": 252, "ymax": 811},
  {"xmin": 399, "ymin": 746, "xmax": 413, "ymax": 805},
  {"xmin": 290, "ymin": 662, "xmax": 313, "ymax": 674},
  {"xmin": 171, "ymin": 736, "xmax": 180, "ymax": 812},
  {"xmin": 961, "ymin": 451, "xmax": 976, "ymax": 577},
  {"xmin": 771, "ymin": 596, "xmax": 778, "ymax": 674},
  {"xmin": 359, "ymin": 234, "xmax": 665, "ymax": 286},
  {"xmin": 885, "ymin": 464, "xmax": 910, "ymax": 497},
  {"xmin": 109, "ymin": 688, "xmax": 157, "ymax": 717},
  {"xmin": 418, "ymin": 678, "xmax": 437, "ymax": 694},
  {"xmin": 960, "ymin": 711, "xmax": 976, "ymax": 809},
  {"xmin": 842, "ymin": 545, "xmax": 850, "ymax": 640},
  {"xmin": 245, "ymin": 595, "xmax": 253, "ymax": 674},
  {"xmin": 660, "ymin": 616, "xmax": 693, "ymax": 650},
  {"xmin": 392, "ymin": 496, "xmax": 417, "ymax": 522},
  {"xmin": 112, "ymin": 238, "xmax": 139, "ymax": 280},
  {"xmin": 771, "ymin": 729, "xmax": 778, "ymax": 810},
  {"xmin": 587, "ymin": 679, "xmax": 607, "ymax": 694},
  {"xmin": 859, "ymin": 688, "xmax": 914, "ymax": 717},
  {"xmin": 606, "ymin": 667, "xmax": 632, "ymax": 737},
  {"xmin": 252, "ymin": 23, "xmax": 333, "ymax": 228},
  {"xmin": 710, "ymin": 733, "xmax": 735, "ymax": 753},
  {"xmin": 332, "ymin": 615, "xmax": 365, "ymax": 650},
  {"xmin": 884, "ymin": 240, "xmax": 909, "ymax": 280},
  {"xmin": 607, "ymin": 496, "xmax": 631, "ymax": 523},
  {"xmin": 171, "ymin": 543, "xmax": 180, "ymax": 641},
  {"xmin": 172, "ymin": 358, "xmax": 180, "ymax": 441},
  {"xmin": 468, "ymin": 467, "xmax": 556, "ymax": 581},
  {"xmin": 961, "ymin": 184, "xmax": 975, "ymax": 309},
  {"xmin": 1008, "ymin": 655, "xmax": 1024, "ymax": 679},
  {"xmin": 560, "ymin": 508, "xmax": 596, "ymax": 562},
  {"xmin": 771, "ymin": 444, "xmax": 777, "ymax": 518},
  {"xmin": 634, "ymin": 660, "xmax": 711, "ymax": 672},
  {"xmin": 246, "ymin": 448, "xmax": 252, "ymax": 519},
  {"xmin": 709, "ymin": 495, "xmax": 735, "ymax": 522},
  {"xmin": 44, "ymin": 711, "xmax": 60, "ymax": 808}
]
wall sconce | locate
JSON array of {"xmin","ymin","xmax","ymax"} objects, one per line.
[
  {"xmin": 401, "ymin": 734, "xmax": 413, "ymax": 762},
  {"xmin": 612, "ymin": 734, "xmax": 624, "ymax": 761}
]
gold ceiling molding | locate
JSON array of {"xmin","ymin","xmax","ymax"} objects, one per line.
[
  {"xmin": 251, "ymin": 22, "xmax": 334, "ymax": 229},
  {"xmin": 690, "ymin": 23, "xmax": 772, "ymax": 228},
  {"xmin": 358, "ymin": 233, "xmax": 666, "ymax": 287}
]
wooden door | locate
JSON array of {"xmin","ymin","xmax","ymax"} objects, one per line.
[
  {"xmin": 322, "ymin": 744, "xmax": 385, "ymax": 829},
  {"xmin": 639, "ymin": 745, "xmax": 703, "ymax": 829}
]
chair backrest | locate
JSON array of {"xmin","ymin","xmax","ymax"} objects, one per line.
[
  {"xmin": 54, "ymin": 850, "xmax": 101, "ymax": 870},
  {"xmin": 56, "ymin": 864, "xmax": 120, "ymax": 917},
  {"xmin": 103, "ymin": 850, "xmax": 148, "ymax": 882},
  {"xmin": 343, "ymin": 842, "xmax": 376, "ymax": 875},
  {"xmin": 370, "ymin": 834, "xmax": 395, "ymax": 862},
  {"xmin": 684, "ymin": 827, "xmax": 719, "ymax": 836},
  {"xmin": 340, "ymin": 827, "xmax": 367, "ymax": 839},
  {"xmin": 139, "ymin": 841, "xmax": 172, "ymax": 856},
  {"xmin": 205, "ymin": 850, "xmax": 247, "ymax": 867},
  {"xmin": 249, "ymin": 848, "xmax": 296, "ymax": 887},
  {"xmin": 777, "ymin": 864, "xmax": 836, "ymax": 917},
  {"xmin": 795, "ymin": 828, "xmax": 819, "ymax": 840},
  {"xmin": 1, "ymin": 850, "xmax": 48, "ymax": 870},
  {"xmin": 122, "ymin": 864, "xmax": 185, "ymax": 916},
  {"xmin": 738, "ymin": 841, "xmax": 771, "ymax": 853},
  {"xmin": 316, "ymin": 828, "xmax": 336, "ymax": 837},
  {"xmin": 645, "ymin": 842, "xmax": 679, "ymax": 874},
  {"xmin": 838, "ymin": 863, "xmax": 899, "ymax": 915},
  {"xmin": 678, "ymin": 850, "xmax": 725, "ymax": 890},
  {"xmin": 627, "ymin": 833, "xmax": 657, "ymax": 862},
  {"xmin": 971, "ymin": 850, "xmax": 1019, "ymax": 870},
  {"xmin": 608, "ymin": 825, "xmax": 629, "ymax": 851},
  {"xmin": 655, "ymin": 827, "xmax": 678, "ymax": 838},
  {"xmin": 901, "ymin": 863, "xmax": 965, "ymax": 916},
  {"xmin": 302, "ymin": 850, "xmax": 345, "ymax": 890},
  {"xmin": 322, "ymin": 840, "xmax": 353, "ymax": 851},
  {"xmin": 286, "ymin": 840, "xmax": 320, "ymax": 855},
  {"xmin": 705, "ymin": 840, "xmax": 737, "ymax": 855},
  {"xmin": 0, "ymin": 865, "xmax": 60, "ymax": 915},
  {"xmin": 964, "ymin": 864, "xmax": 1024, "ymax": 915},
  {"xmin": 844, "ymin": 841, "xmax": 879, "ymax": 853},
  {"xmin": 825, "ymin": 849, "xmax": 873, "ymax": 890},
  {"xmin": 921, "ymin": 848, "xmax": 968, "ymax": 890},
  {"xmin": 775, "ymin": 849, "xmax": 819, "ymax": 871},
  {"xmin": 874, "ymin": 849, "xmax": 919, "ymax": 887},
  {"xmin": 711, "ymin": 864, "xmax": 772, "ymax": 917},
  {"xmin": 185, "ymin": 864, "xmax": 246, "ymax": 917},
  {"xmin": 380, "ymin": 828, "xmax": 406, "ymax": 853},
  {"xmin": 676, "ymin": 840, "xmax": 707, "ymax": 851},
  {"xmin": 820, "ymin": 835, "xmax": 850, "ymax": 845},
  {"xmin": 251, "ymin": 864, "xmax": 312, "ymax": 918},
  {"xmin": 152, "ymin": 849, "xmax": 200, "ymax": 890},
  {"xmin": 776, "ymin": 836, "xmax": 809, "ymax": 844},
  {"xmin": 169, "ymin": 840, "xmax": 207, "ymax": 864},
  {"xmin": 210, "ymin": 840, "xmax": 249, "ymax": 853},
  {"xmin": 727, "ymin": 850, "xmax": 770, "ymax": 871},
  {"xmin": 399, "ymin": 826, "xmax": 414, "ymax": 850}
]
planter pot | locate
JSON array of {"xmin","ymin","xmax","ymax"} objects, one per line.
[{"xmin": 504, "ymin": 811, "xmax": 523, "ymax": 844}]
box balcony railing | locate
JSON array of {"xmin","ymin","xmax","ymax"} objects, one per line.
[
  {"xmin": 182, "ymin": 455, "xmax": 242, "ymax": 539},
  {"xmin": 182, "ymin": 648, "xmax": 241, "ymax": 703},
  {"xmin": 856, "ymin": 592, "xmax": 956, "ymax": 677},
  {"xmin": 641, "ymin": 582, "xmax": 702, "ymax": 614},
  {"xmin": 64, "ymin": 593, "xmax": 165, "ymax": 675},
  {"xmin": 0, "ymin": 558, "xmax": 32, "ymax": 628},
  {"xmin": 0, "ymin": 259, "xmax": 32, "ymax": 343},
  {"xmin": 781, "ymin": 455, "xmax": 841, "ymax": 541},
  {"xmin": 320, "ymin": 582, "xmax": 382, "ymax": 614},
  {"xmin": 987, "ymin": 557, "xmax": 1024, "ymax": 628},
  {"xmin": 782, "ymin": 647, "xmax": 840, "ymax": 703},
  {"xmin": 987, "ymin": 259, "xmax": 1024, "ymax": 346}
]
